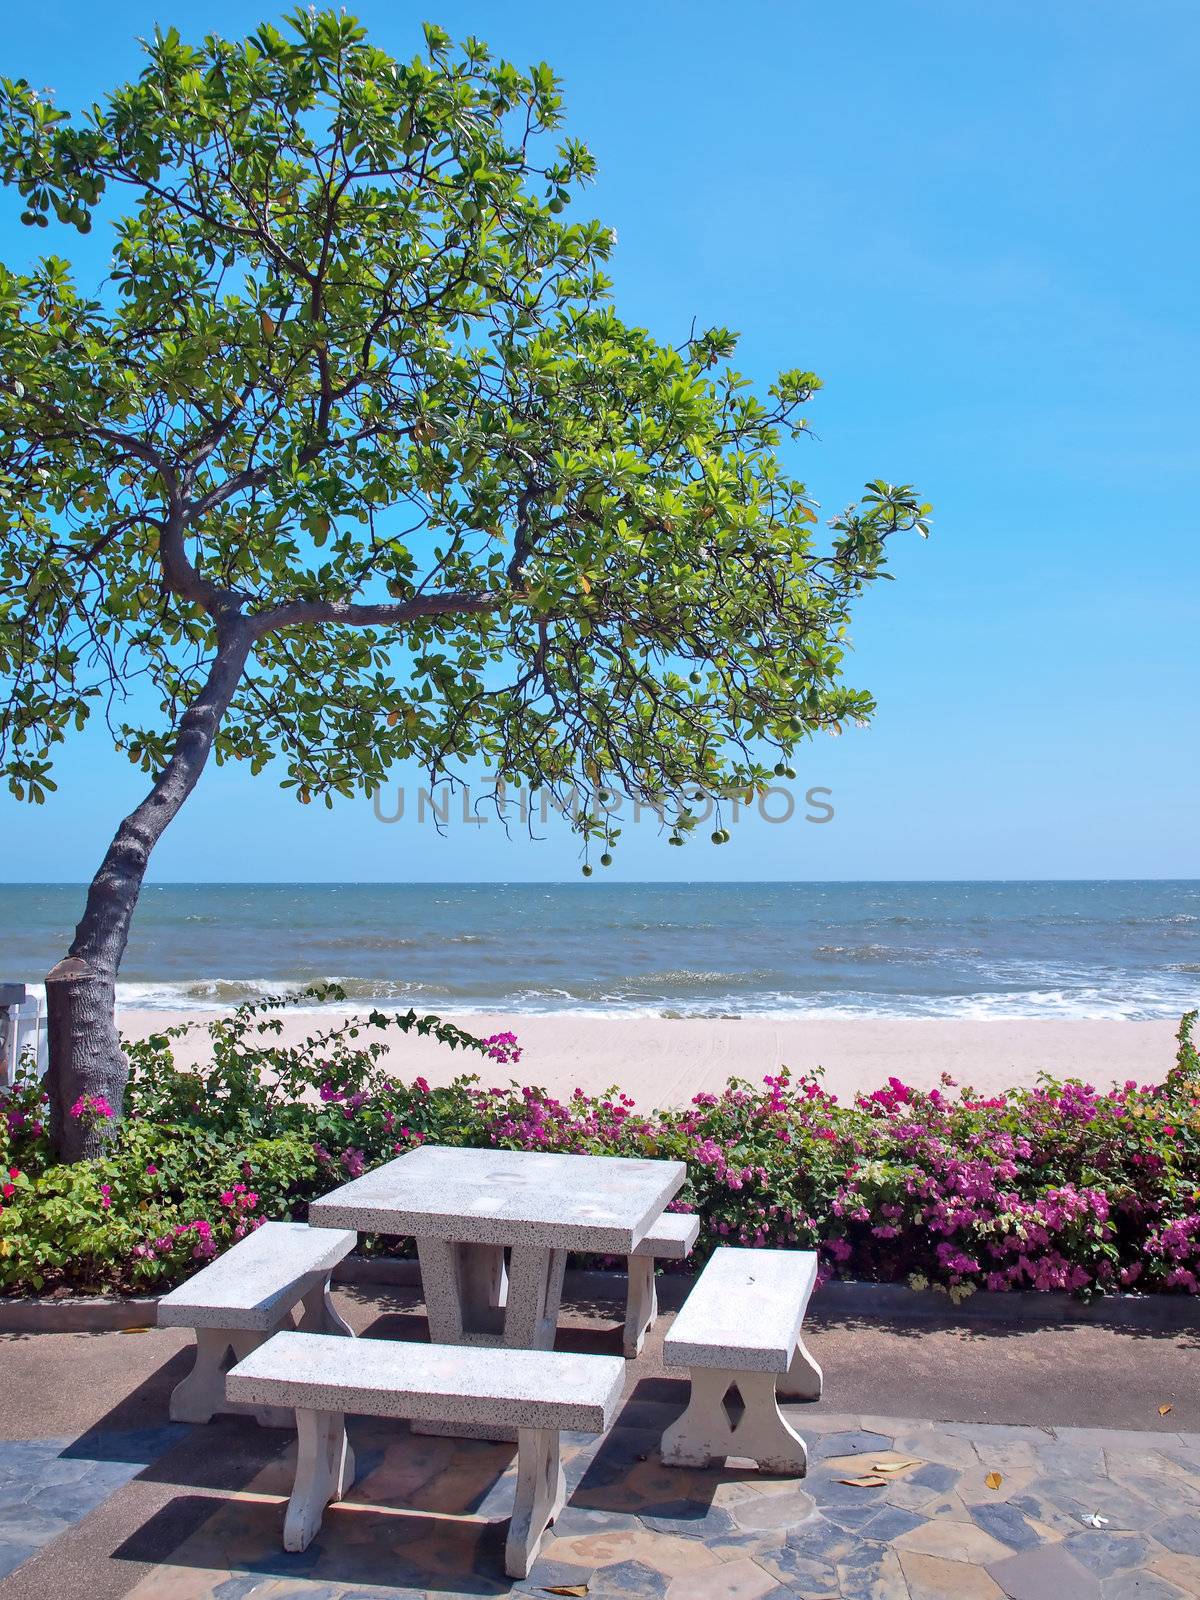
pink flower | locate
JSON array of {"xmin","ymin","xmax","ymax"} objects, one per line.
[
  {"xmin": 483, "ymin": 1033, "xmax": 522, "ymax": 1065},
  {"xmin": 69, "ymin": 1093, "xmax": 114, "ymax": 1122}
]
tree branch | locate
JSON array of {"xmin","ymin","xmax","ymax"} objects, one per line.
[{"xmin": 249, "ymin": 590, "xmax": 506, "ymax": 637}]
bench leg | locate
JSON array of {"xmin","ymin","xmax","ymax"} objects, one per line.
[
  {"xmin": 298, "ymin": 1277, "xmax": 355, "ymax": 1338},
  {"xmin": 170, "ymin": 1327, "xmax": 295, "ymax": 1429},
  {"xmin": 624, "ymin": 1256, "xmax": 658, "ymax": 1358},
  {"xmin": 283, "ymin": 1407, "xmax": 355, "ymax": 1553},
  {"xmin": 169, "ymin": 1327, "xmax": 238, "ymax": 1424},
  {"xmin": 505, "ymin": 1426, "xmax": 566, "ymax": 1580},
  {"xmin": 660, "ymin": 1369, "xmax": 808, "ymax": 1475},
  {"xmin": 777, "ymin": 1333, "xmax": 823, "ymax": 1401}
]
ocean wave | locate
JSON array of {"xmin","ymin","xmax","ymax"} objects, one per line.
[
  {"xmin": 865, "ymin": 916, "xmax": 938, "ymax": 928},
  {"xmin": 810, "ymin": 944, "xmax": 978, "ymax": 964},
  {"xmin": 103, "ymin": 976, "xmax": 1198, "ymax": 1022},
  {"xmin": 320, "ymin": 935, "xmax": 424, "ymax": 951},
  {"xmin": 10, "ymin": 882, "xmax": 1197, "ymax": 1027},
  {"xmin": 624, "ymin": 919, "xmax": 721, "ymax": 934},
  {"xmin": 108, "ymin": 977, "xmax": 461, "ymax": 1009}
]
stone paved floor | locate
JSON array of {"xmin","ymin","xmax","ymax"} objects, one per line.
[
  {"xmin": 0, "ymin": 1425, "xmax": 185, "ymax": 1583},
  {"xmin": 10, "ymin": 1398, "xmax": 1195, "ymax": 1600},
  {"xmin": 2, "ymin": 1293, "xmax": 1197, "ymax": 1600}
]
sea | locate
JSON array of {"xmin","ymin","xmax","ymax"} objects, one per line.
[{"xmin": 2, "ymin": 880, "xmax": 1198, "ymax": 1021}]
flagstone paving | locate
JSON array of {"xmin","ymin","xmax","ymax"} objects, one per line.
[
  {"xmin": 0, "ymin": 1425, "xmax": 186, "ymax": 1584},
  {"xmin": 5, "ymin": 1402, "xmax": 1196, "ymax": 1599},
  {"xmin": 1, "ymin": 1296, "xmax": 1197, "ymax": 1600}
]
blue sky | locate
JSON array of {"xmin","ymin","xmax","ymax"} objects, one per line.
[{"xmin": 3, "ymin": 0, "xmax": 1198, "ymax": 882}]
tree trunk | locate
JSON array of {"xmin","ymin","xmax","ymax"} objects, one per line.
[{"xmin": 46, "ymin": 623, "xmax": 254, "ymax": 1160}]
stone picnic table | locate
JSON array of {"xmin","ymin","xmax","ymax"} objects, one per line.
[{"xmin": 308, "ymin": 1144, "xmax": 686, "ymax": 1352}]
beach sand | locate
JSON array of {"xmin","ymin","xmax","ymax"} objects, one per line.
[{"xmin": 115, "ymin": 1011, "xmax": 1182, "ymax": 1106}]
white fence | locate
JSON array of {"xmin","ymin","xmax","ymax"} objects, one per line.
[{"xmin": 0, "ymin": 986, "xmax": 47, "ymax": 1087}]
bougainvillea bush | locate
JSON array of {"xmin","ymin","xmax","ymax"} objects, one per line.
[{"xmin": 2, "ymin": 991, "xmax": 1198, "ymax": 1300}]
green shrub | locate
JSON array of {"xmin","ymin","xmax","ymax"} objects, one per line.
[{"xmin": 2, "ymin": 993, "xmax": 1197, "ymax": 1300}]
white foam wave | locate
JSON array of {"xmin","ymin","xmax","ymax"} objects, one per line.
[{"xmin": 94, "ymin": 976, "xmax": 1199, "ymax": 1022}]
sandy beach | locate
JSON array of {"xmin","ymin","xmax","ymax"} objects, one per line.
[{"xmin": 115, "ymin": 1011, "xmax": 1182, "ymax": 1106}]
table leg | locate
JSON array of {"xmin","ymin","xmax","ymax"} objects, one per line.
[
  {"xmin": 624, "ymin": 1256, "xmax": 657, "ymax": 1358},
  {"xmin": 416, "ymin": 1238, "xmax": 507, "ymax": 1344},
  {"xmin": 503, "ymin": 1245, "xmax": 568, "ymax": 1350},
  {"xmin": 413, "ymin": 1239, "xmax": 566, "ymax": 1441}
]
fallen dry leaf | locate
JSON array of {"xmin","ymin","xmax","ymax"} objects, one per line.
[
  {"xmin": 838, "ymin": 1475, "xmax": 888, "ymax": 1488},
  {"xmin": 1158, "ymin": 1404, "xmax": 1174, "ymax": 1417},
  {"xmin": 119, "ymin": 1326, "xmax": 153, "ymax": 1334},
  {"xmin": 871, "ymin": 1459, "xmax": 921, "ymax": 1474},
  {"xmin": 543, "ymin": 1588, "xmax": 587, "ymax": 1597},
  {"xmin": 985, "ymin": 1471, "xmax": 1003, "ymax": 1491}
]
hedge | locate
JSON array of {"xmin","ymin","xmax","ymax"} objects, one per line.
[{"xmin": 2, "ymin": 991, "xmax": 1197, "ymax": 1301}]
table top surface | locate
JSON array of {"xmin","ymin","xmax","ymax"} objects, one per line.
[{"xmin": 308, "ymin": 1144, "xmax": 687, "ymax": 1253}]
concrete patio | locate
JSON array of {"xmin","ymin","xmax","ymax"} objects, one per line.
[{"xmin": 1, "ymin": 1282, "xmax": 1197, "ymax": 1600}]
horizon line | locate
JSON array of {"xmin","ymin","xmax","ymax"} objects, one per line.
[{"xmin": 3, "ymin": 877, "xmax": 1198, "ymax": 889}]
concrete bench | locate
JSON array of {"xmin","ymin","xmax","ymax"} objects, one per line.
[
  {"xmin": 625, "ymin": 1210, "xmax": 700, "ymax": 1357},
  {"xmin": 661, "ymin": 1246, "xmax": 822, "ymax": 1473},
  {"xmin": 157, "ymin": 1221, "xmax": 357, "ymax": 1426},
  {"xmin": 227, "ymin": 1331, "xmax": 625, "ymax": 1578}
]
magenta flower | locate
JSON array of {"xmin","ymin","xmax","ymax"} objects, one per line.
[
  {"xmin": 483, "ymin": 1033, "xmax": 522, "ymax": 1065},
  {"xmin": 69, "ymin": 1093, "xmax": 114, "ymax": 1123}
]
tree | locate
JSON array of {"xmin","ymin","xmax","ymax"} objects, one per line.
[{"xmin": 0, "ymin": 11, "xmax": 929, "ymax": 1160}]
